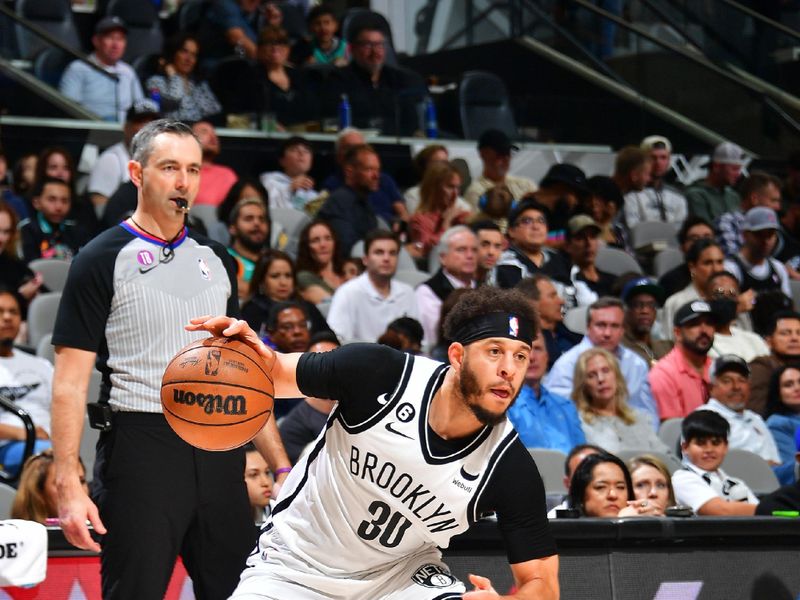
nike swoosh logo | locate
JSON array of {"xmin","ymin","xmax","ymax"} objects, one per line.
[
  {"xmin": 385, "ymin": 422, "xmax": 412, "ymax": 439},
  {"xmin": 139, "ymin": 264, "xmax": 158, "ymax": 274},
  {"xmin": 376, "ymin": 393, "xmax": 390, "ymax": 405},
  {"xmin": 460, "ymin": 466, "xmax": 479, "ymax": 481}
]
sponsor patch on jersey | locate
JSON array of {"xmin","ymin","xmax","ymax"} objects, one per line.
[
  {"xmin": 508, "ymin": 315, "xmax": 519, "ymax": 338},
  {"xmin": 137, "ymin": 250, "xmax": 154, "ymax": 266},
  {"xmin": 198, "ymin": 258, "xmax": 211, "ymax": 280},
  {"xmin": 411, "ymin": 564, "xmax": 456, "ymax": 589}
]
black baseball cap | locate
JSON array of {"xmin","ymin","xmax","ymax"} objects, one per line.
[
  {"xmin": 713, "ymin": 354, "xmax": 750, "ymax": 378},
  {"xmin": 621, "ymin": 277, "xmax": 666, "ymax": 306},
  {"xmin": 477, "ymin": 129, "xmax": 518, "ymax": 155},
  {"xmin": 540, "ymin": 163, "xmax": 590, "ymax": 196},
  {"xmin": 95, "ymin": 16, "xmax": 127, "ymax": 35},
  {"xmin": 674, "ymin": 300, "xmax": 712, "ymax": 326}
]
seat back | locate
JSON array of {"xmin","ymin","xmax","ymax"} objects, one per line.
[
  {"xmin": 458, "ymin": 70, "xmax": 518, "ymax": 140},
  {"xmin": 658, "ymin": 417, "xmax": 684, "ymax": 455},
  {"xmin": 563, "ymin": 306, "xmax": 588, "ymax": 335},
  {"xmin": 107, "ymin": 0, "xmax": 164, "ymax": 63},
  {"xmin": 615, "ymin": 449, "xmax": 683, "ymax": 475},
  {"xmin": 15, "ymin": 0, "xmax": 81, "ymax": 60},
  {"xmin": 595, "ymin": 246, "xmax": 643, "ymax": 276},
  {"xmin": 32, "ymin": 46, "xmax": 72, "ymax": 88},
  {"xmin": 393, "ymin": 269, "xmax": 429, "ymax": 289},
  {"xmin": 27, "ymin": 258, "xmax": 71, "ymax": 292},
  {"xmin": 341, "ymin": 8, "xmax": 398, "ymax": 66},
  {"xmin": 721, "ymin": 448, "xmax": 780, "ymax": 496},
  {"xmin": 35, "ymin": 332, "xmax": 54, "ymax": 364},
  {"xmin": 790, "ymin": 279, "xmax": 800, "ymax": 311},
  {"xmin": 0, "ymin": 483, "xmax": 17, "ymax": 519},
  {"xmin": 654, "ymin": 247, "xmax": 684, "ymax": 279},
  {"xmin": 27, "ymin": 292, "xmax": 62, "ymax": 349},
  {"xmin": 631, "ymin": 221, "xmax": 678, "ymax": 251},
  {"xmin": 270, "ymin": 208, "xmax": 311, "ymax": 259},
  {"xmin": 189, "ymin": 204, "xmax": 220, "ymax": 235},
  {"xmin": 177, "ymin": 0, "xmax": 210, "ymax": 33},
  {"xmin": 528, "ymin": 449, "xmax": 568, "ymax": 495}
]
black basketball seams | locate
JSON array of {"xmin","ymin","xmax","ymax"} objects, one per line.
[
  {"xmin": 161, "ymin": 403, "xmax": 273, "ymax": 426},
  {"xmin": 162, "ymin": 380, "xmax": 275, "ymax": 398}
]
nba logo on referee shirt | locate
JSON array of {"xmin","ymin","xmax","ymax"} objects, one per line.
[
  {"xmin": 508, "ymin": 316, "xmax": 519, "ymax": 338},
  {"xmin": 137, "ymin": 250, "xmax": 154, "ymax": 266},
  {"xmin": 198, "ymin": 258, "xmax": 211, "ymax": 280}
]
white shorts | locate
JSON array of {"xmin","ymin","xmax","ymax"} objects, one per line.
[{"xmin": 230, "ymin": 528, "xmax": 466, "ymax": 600}]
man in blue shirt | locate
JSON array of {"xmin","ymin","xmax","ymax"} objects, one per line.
[{"xmin": 508, "ymin": 330, "xmax": 585, "ymax": 454}]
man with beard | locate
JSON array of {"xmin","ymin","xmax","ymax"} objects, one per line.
[
  {"xmin": 686, "ymin": 142, "xmax": 745, "ymax": 222},
  {"xmin": 191, "ymin": 120, "xmax": 238, "ymax": 207},
  {"xmin": 188, "ymin": 287, "xmax": 559, "ymax": 599},
  {"xmin": 227, "ymin": 197, "xmax": 270, "ymax": 301},
  {"xmin": 748, "ymin": 311, "xmax": 800, "ymax": 416},
  {"xmin": 620, "ymin": 277, "xmax": 672, "ymax": 367},
  {"xmin": 649, "ymin": 300, "xmax": 716, "ymax": 421}
]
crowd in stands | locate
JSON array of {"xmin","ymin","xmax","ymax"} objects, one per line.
[{"xmin": 6, "ymin": 1, "xmax": 800, "ymax": 524}]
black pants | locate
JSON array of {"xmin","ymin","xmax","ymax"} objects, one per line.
[{"xmin": 92, "ymin": 413, "xmax": 256, "ymax": 600}]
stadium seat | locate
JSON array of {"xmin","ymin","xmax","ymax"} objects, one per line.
[
  {"xmin": 658, "ymin": 417, "xmax": 683, "ymax": 455},
  {"xmin": 0, "ymin": 483, "xmax": 17, "ymax": 519},
  {"xmin": 458, "ymin": 70, "xmax": 518, "ymax": 140},
  {"xmin": 189, "ymin": 204, "xmax": 220, "ymax": 236},
  {"xmin": 27, "ymin": 258, "xmax": 70, "ymax": 292},
  {"xmin": 341, "ymin": 8, "xmax": 399, "ymax": 66},
  {"xmin": 595, "ymin": 246, "xmax": 643, "ymax": 276},
  {"xmin": 26, "ymin": 292, "xmax": 61, "ymax": 349},
  {"xmin": 528, "ymin": 449, "xmax": 567, "ymax": 495},
  {"xmin": 32, "ymin": 46, "xmax": 72, "ymax": 89},
  {"xmin": 15, "ymin": 0, "xmax": 81, "ymax": 60},
  {"xmin": 133, "ymin": 53, "xmax": 161, "ymax": 89},
  {"xmin": 721, "ymin": 448, "xmax": 780, "ymax": 496},
  {"xmin": 393, "ymin": 269, "xmax": 429, "ymax": 288},
  {"xmin": 271, "ymin": 207, "xmax": 311, "ymax": 259},
  {"xmin": 106, "ymin": 0, "xmax": 164, "ymax": 64},
  {"xmin": 654, "ymin": 247, "xmax": 684, "ymax": 279},
  {"xmin": 615, "ymin": 449, "xmax": 682, "ymax": 475},
  {"xmin": 80, "ymin": 370, "xmax": 104, "ymax": 482},
  {"xmin": 35, "ymin": 333, "xmax": 54, "ymax": 365},
  {"xmin": 177, "ymin": 0, "xmax": 210, "ymax": 33},
  {"xmin": 631, "ymin": 221, "xmax": 678, "ymax": 251},
  {"xmin": 790, "ymin": 280, "xmax": 800, "ymax": 311},
  {"xmin": 563, "ymin": 306, "xmax": 587, "ymax": 335}
]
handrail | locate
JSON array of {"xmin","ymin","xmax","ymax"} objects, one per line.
[
  {"xmin": 0, "ymin": 394, "xmax": 36, "ymax": 484},
  {"xmin": 715, "ymin": 0, "xmax": 800, "ymax": 42}
]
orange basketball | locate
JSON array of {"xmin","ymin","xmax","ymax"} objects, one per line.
[{"xmin": 161, "ymin": 336, "xmax": 274, "ymax": 451}]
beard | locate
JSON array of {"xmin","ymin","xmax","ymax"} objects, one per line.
[
  {"xmin": 682, "ymin": 333, "xmax": 713, "ymax": 356},
  {"xmin": 457, "ymin": 357, "xmax": 518, "ymax": 427},
  {"xmin": 237, "ymin": 232, "xmax": 268, "ymax": 254}
]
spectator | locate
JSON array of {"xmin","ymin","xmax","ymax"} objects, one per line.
[
  {"xmin": 145, "ymin": 33, "xmax": 222, "ymax": 122},
  {"xmin": 716, "ymin": 171, "xmax": 782, "ymax": 257},
  {"xmin": 19, "ymin": 177, "xmax": 89, "ymax": 262},
  {"xmin": 11, "ymin": 450, "xmax": 88, "ymax": 524},
  {"xmin": 7, "ymin": 153, "xmax": 37, "ymax": 219},
  {"xmin": 686, "ymin": 141, "xmax": 746, "ymax": 222},
  {"xmin": 278, "ymin": 332, "xmax": 339, "ymax": 464},
  {"xmin": 662, "ymin": 239, "xmax": 725, "ymax": 339},
  {"xmin": 0, "ymin": 287, "xmax": 53, "ymax": 473},
  {"xmin": 408, "ymin": 163, "xmax": 470, "ymax": 261},
  {"xmin": 327, "ymin": 229, "xmax": 419, "ymax": 343},
  {"xmin": 724, "ymin": 207, "xmax": 791, "ymax": 298},
  {"xmin": 507, "ymin": 331, "xmax": 586, "ymax": 454},
  {"xmin": 544, "ymin": 297, "xmax": 658, "ymax": 427},
  {"xmin": 415, "ymin": 226, "xmax": 478, "ymax": 348},
  {"xmin": 255, "ymin": 27, "xmax": 318, "ymax": 128},
  {"xmin": 750, "ymin": 311, "xmax": 800, "ymax": 416},
  {"xmin": 295, "ymin": 220, "xmax": 346, "ymax": 305},
  {"xmin": 470, "ymin": 184, "xmax": 513, "ymax": 234},
  {"xmin": 705, "ymin": 271, "xmax": 770, "ymax": 361},
  {"xmin": 628, "ymin": 454, "xmax": 676, "ymax": 516},
  {"xmin": 515, "ymin": 275, "xmax": 581, "ymax": 369},
  {"xmin": 260, "ymin": 136, "xmax": 319, "ymax": 211},
  {"xmin": 698, "ymin": 354, "xmax": 780, "ymax": 464},
  {"xmin": 242, "ymin": 250, "xmax": 330, "ymax": 338},
  {"xmin": 658, "ymin": 215, "xmax": 715, "ymax": 297},
  {"xmin": 191, "ymin": 121, "xmax": 238, "ymax": 207},
  {"xmin": 216, "ymin": 178, "xmax": 286, "ymax": 249},
  {"xmin": 470, "ymin": 220, "xmax": 505, "ymax": 285},
  {"xmin": 613, "ymin": 145, "xmax": 650, "ymax": 204},
  {"xmin": 378, "ymin": 317, "xmax": 425, "ymax": 355},
  {"xmin": 492, "ymin": 197, "xmax": 562, "ymax": 288},
  {"xmin": 0, "ymin": 150, "xmax": 27, "ymax": 221},
  {"xmin": 59, "ymin": 17, "xmax": 144, "ymax": 122},
  {"xmin": 463, "ymin": 130, "xmax": 537, "ymax": 211},
  {"xmin": 672, "ymin": 410, "xmax": 758, "ymax": 515},
  {"xmin": 649, "ymin": 300, "xmax": 715, "ymax": 421},
  {"xmin": 87, "ymin": 100, "xmax": 160, "ymax": 216},
  {"xmin": 321, "ymin": 128, "xmax": 408, "ymax": 225},
  {"xmin": 201, "ymin": 0, "xmax": 262, "ymax": 62},
  {"xmin": 317, "ymin": 144, "xmax": 380, "ymax": 253},
  {"xmin": 34, "ymin": 146, "xmax": 95, "ymax": 234},
  {"xmin": 620, "ymin": 276, "xmax": 672, "ymax": 367},
  {"xmin": 765, "ymin": 364, "xmax": 800, "ymax": 484},
  {"xmin": 0, "ymin": 202, "xmax": 43, "ymax": 302},
  {"xmin": 523, "ymin": 163, "xmax": 590, "ymax": 247},
  {"xmin": 243, "ymin": 443, "xmax": 274, "ymax": 524},
  {"xmin": 227, "ymin": 197, "xmax": 271, "ymax": 302},
  {"xmin": 405, "ymin": 144, "xmax": 470, "ymax": 215},
  {"xmin": 545, "ymin": 215, "xmax": 616, "ymax": 306},
  {"xmin": 266, "ymin": 301, "xmax": 312, "ymax": 354},
  {"xmin": 588, "ymin": 175, "xmax": 630, "ymax": 252},
  {"xmin": 571, "ymin": 348, "xmax": 668, "ymax": 454},
  {"xmin": 291, "ymin": 4, "xmax": 347, "ymax": 66},
  {"xmin": 624, "ymin": 135, "xmax": 687, "ymax": 228}
]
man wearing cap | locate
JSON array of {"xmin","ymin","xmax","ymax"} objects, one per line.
[
  {"xmin": 491, "ymin": 198, "xmax": 563, "ymax": 289},
  {"xmin": 716, "ymin": 171, "xmax": 783, "ymax": 257},
  {"xmin": 543, "ymin": 215, "xmax": 616, "ymax": 306},
  {"xmin": 527, "ymin": 163, "xmax": 590, "ymax": 246},
  {"xmin": 697, "ymin": 354, "xmax": 780, "ymax": 465},
  {"xmin": 723, "ymin": 206, "xmax": 792, "ymax": 298},
  {"xmin": 60, "ymin": 17, "xmax": 144, "ymax": 122},
  {"xmin": 87, "ymin": 99, "xmax": 160, "ymax": 217},
  {"xmin": 621, "ymin": 277, "xmax": 673, "ymax": 367},
  {"xmin": 624, "ymin": 136, "xmax": 687, "ymax": 228},
  {"xmin": 686, "ymin": 141, "xmax": 746, "ymax": 223},
  {"xmin": 649, "ymin": 300, "xmax": 715, "ymax": 421},
  {"xmin": 463, "ymin": 129, "xmax": 537, "ymax": 210}
]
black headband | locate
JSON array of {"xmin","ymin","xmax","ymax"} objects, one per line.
[{"xmin": 452, "ymin": 312, "xmax": 534, "ymax": 346}]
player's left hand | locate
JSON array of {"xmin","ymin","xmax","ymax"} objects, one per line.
[{"xmin": 462, "ymin": 573, "xmax": 501, "ymax": 599}]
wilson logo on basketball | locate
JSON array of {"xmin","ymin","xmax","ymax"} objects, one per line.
[{"xmin": 172, "ymin": 389, "xmax": 247, "ymax": 415}]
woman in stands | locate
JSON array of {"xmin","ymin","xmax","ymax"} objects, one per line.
[
  {"xmin": 408, "ymin": 162, "xmax": 471, "ymax": 261},
  {"xmin": 628, "ymin": 454, "xmax": 676, "ymax": 516},
  {"xmin": 11, "ymin": 450, "xmax": 88, "ymax": 524},
  {"xmin": 242, "ymin": 250, "xmax": 330, "ymax": 341},
  {"xmin": 145, "ymin": 33, "xmax": 222, "ymax": 122},
  {"xmin": 295, "ymin": 220, "xmax": 346, "ymax": 305},
  {"xmin": 572, "ymin": 347, "xmax": 670, "ymax": 455},
  {"xmin": 568, "ymin": 452, "xmax": 660, "ymax": 517},
  {"xmin": 661, "ymin": 238, "xmax": 726, "ymax": 338},
  {"xmin": 766, "ymin": 364, "xmax": 800, "ymax": 484},
  {"xmin": 404, "ymin": 144, "xmax": 450, "ymax": 214},
  {"xmin": 0, "ymin": 202, "xmax": 43, "ymax": 301}
]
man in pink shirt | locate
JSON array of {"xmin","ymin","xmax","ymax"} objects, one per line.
[
  {"xmin": 649, "ymin": 300, "xmax": 715, "ymax": 421},
  {"xmin": 191, "ymin": 121, "xmax": 237, "ymax": 206}
]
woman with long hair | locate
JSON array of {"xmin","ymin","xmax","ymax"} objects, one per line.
[
  {"xmin": 628, "ymin": 454, "xmax": 676, "ymax": 515},
  {"xmin": 766, "ymin": 363, "xmax": 800, "ymax": 484},
  {"xmin": 295, "ymin": 220, "xmax": 346, "ymax": 305},
  {"xmin": 0, "ymin": 201, "xmax": 43, "ymax": 300},
  {"xmin": 11, "ymin": 450, "xmax": 88, "ymax": 524},
  {"xmin": 572, "ymin": 347, "xmax": 669, "ymax": 454}
]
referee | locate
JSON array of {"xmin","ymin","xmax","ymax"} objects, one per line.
[{"xmin": 50, "ymin": 119, "xmax": 291, "ymax": 599}]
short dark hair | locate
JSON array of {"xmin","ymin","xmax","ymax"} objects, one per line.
[
  {"xmin": 279, "ymin": 136, "xmax": 312, "ymax": 158},
  {"xmin": 515, "ymin": 274, "xmax": 552, "ymax": 302},
  {"xmin": 442, "ymin": 287, "xmax": 539, "ymax": 344},
  {"xmin": 266, "ymin": 300, "xmax": 307, "ymax": 332},
  {"xmin": 343, "ymin": 143, "xmax": 377, "ymax": 167},
  {"xmin": 308, "ymin": 330, "xmax": 340, "ymax": 348},
  {"xmin": 587, "ymin": 296, "xmax": 624, "ymax": 326},
  {"xmin": 306, "ymin": 3, "xmax": 337, "ymax": 26},
  {"xmin": 32, "ymin": 176, "xmax": 71, "ymax": 199},
  {"xmin": 564, "ymin": 443, "xmax": 605, "ymax": 476},
  {"xmin": 739, "ymin": 170, "xmax": 782, "ymax": 201},
  {"xmin": 568, "ymin": 452, "xmax": 634, "ymax": 515},
  {"xmin": 0, "ymin": 285, "xmax": 26, "ymax": 321},
  {"xmin": 347, "ymin": 15, "xmax": 385, "ymax": 44},
  {"xmin": 678, "ymin": 215, "xmax": 714, "ymax": 246},
  {"xmin": 706, "ymin": 270, "xmax": 738, "ymax": 293},
  {"xmin": 131, "ymin": 119, "xmax": 198, "ymax": 165},
  {"xmin": 685, "ymin": 238, "xmax": 721, "ymax": 265},
  {"xmin": 754, "ymin": 298, "xmax": 796, "ymax": 337},
  {"xmin": 363, "ymin": 229, "xmax": 398, "ymax": 255},
  {"xmin": 469, "ymin": 220, "xmax": 502, "ymax": 236},
  {"xmin": 682, "ymin": 410, "xmax": 729, "ymax": 444}
]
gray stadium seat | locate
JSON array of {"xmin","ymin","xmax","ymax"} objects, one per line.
[
  {"xmin": 26, "ymin": 292, "xmax": 61, "ymax": 349},
  {"xmin": 33, "ymin": 46, "xmax": 72, "ymax": 88},
  {"xmin": 616, "ymin": 449, "xmax": 682, "ymax": 475},
  {"xmin": 595, "ymin": 246, "xmax": 643, "ymax": 276},
  {"xmin": 459, "ymin": 70, "xmax": 518, "ymax": 140},
  {"xmin": 658, "ymin": 417, "xmax": 683, "ymax": 455},
  {"xmin": 393, "ymin": 269, "xmax": 429, "ymax": 288},
  {"xmin": 631, "ymin": 221, "xmax": 678, "ymax": 251},
  {"xmin": 80, "ymin": 370, "xmax": 104, "ymax": 481},
  {"xmin": 721, "ymin": 448, "xmax": 780, "ymax": 496},
  {"xmin": 107, "ymin": 0, "xmax": 164, "ymax": 64},
  {"xmin": 528, "ymin": 448, "xmax": 567, "ymax": 495},
  {"xmin": 15, "ymin": 0, "xmax": 81, "ymax": 60},
  {"xmin": 790, "ymin": 280, "xmax": 800, "ymax": 311},
  {"xmin": 189, "ymin": 204, "xmax": 220, "ymax": 236},
  {"xmin": 654, "ymin": 248, "xmax": 684, "ymax": 279},
  {"xmin": 28, "ymin": 258, "xmax": 70, "ymax": 292},
  {"xmin": 35, "ymin": 333, "xmax": 54, "ymax": 364},
  {"xmin": 0, "ymin": 483, "xmax": 17, "ymax": 519},
  {"xmin": 563, "ymin": 306, "xmax": 588, "ymax": 335},
  {"xmin": 270, "ymin": 208, "xmax": 311, "ymax": 260}
]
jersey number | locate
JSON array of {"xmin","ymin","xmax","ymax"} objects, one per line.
[{"xmin": 357, "ymin": 500, "xmax": 412, "ymax": 548}]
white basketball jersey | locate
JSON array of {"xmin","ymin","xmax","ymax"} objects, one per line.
[{"xmin": 265, "ymin": 354, "xmax": 519, "ymax": 576}]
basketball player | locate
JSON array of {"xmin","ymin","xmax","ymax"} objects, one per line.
[
  {"xmin": 188, "ymin": 286, "xmax": 559, "ymax": 599},
  {"xmin": 50, "ymin": 119, "xmax": 291, "ymax": 600}
]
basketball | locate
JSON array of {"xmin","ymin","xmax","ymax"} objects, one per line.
[{"xmin": 161, "ymin": 336, "xmax": 274, "ymax": 451}]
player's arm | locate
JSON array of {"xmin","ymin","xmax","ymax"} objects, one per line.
[
  {"xmin": 51, "ymin": 346, "xmax": 106, "ymax": 552},
  {"xmin": 696, "ymin": 497, "xmax": 758, "ymax": 516},
  {"xmin": 464, "ymin": 555, "xmax": 559, "ymax": 599}
]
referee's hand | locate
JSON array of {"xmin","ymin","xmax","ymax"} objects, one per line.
[{"xmin": 58, "ymin": 478, "xmax": 105, "ymax": 553}]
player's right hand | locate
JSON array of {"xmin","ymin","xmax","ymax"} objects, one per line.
[{"xmin": 58, "ymin": 479, "xmax": 105, "ymax": 553}]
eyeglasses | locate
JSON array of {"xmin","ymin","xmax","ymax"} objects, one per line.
[
  {"xmin": 516, "ymin": 216, "xmax": 547, "ymax": 227},
  {"xmin": 710, "ymin": 288, "xmax": 737, "ymax": 299},
  {"xmin": 630, "ymin": 300, "xmax": 657, "ymax": 311},
  {"xmin": 277, "ymin": 320, "xmax": 310, "ymax": 334}
]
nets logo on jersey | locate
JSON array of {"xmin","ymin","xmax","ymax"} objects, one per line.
[{"xmin": 412, "ymin": 564, "xmax": 456, "ymax": 588}]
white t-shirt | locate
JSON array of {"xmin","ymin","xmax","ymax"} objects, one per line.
[
  {"xmin": 708, "ymin": 327, "xmax": 770, "ymax": 362},
  {"xmin": 672, "ymin": 461, "xmax": 758, "ymax": 513},
  {"xmin": 87, "ymin": 141, "xmax": 130, "ymax": 199},
  {"xmin": 0, "ymin": 350, "xmax": 54, "ymax": 441},
  {"xmin": 698, "ymin": 399, "xmax": 780, "ymax": 463},
  {"xmin": 260, "ymin": 171, "xmax": 319, "ymax": 211}
]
